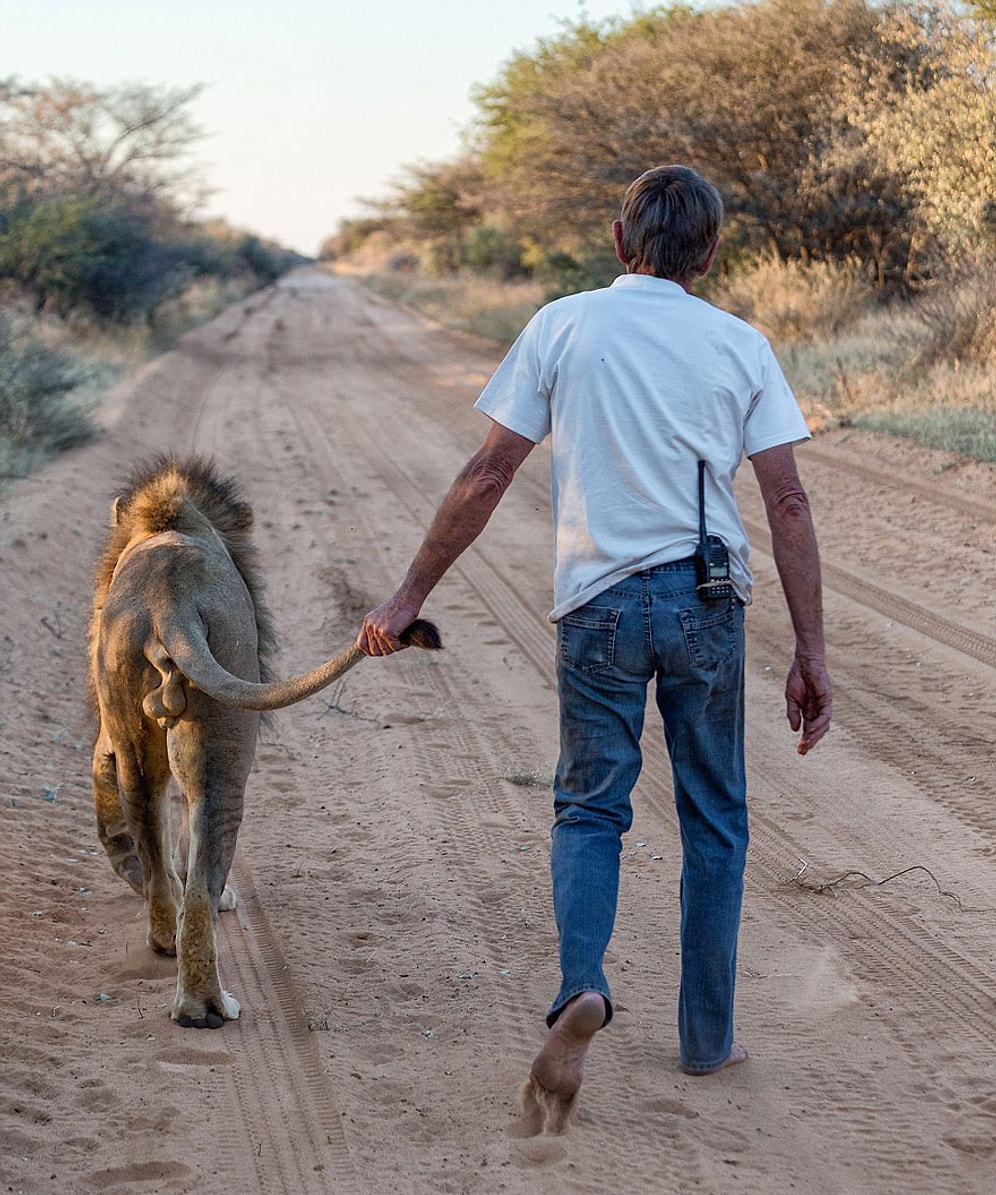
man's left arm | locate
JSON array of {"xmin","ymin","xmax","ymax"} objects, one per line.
[{"xmin": 750, "ymin": 442, "xmax": 832, "ymax": 754}]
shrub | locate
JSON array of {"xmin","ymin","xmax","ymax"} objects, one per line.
[
  {"xmin": 905, "ymin": 264, "xmax": 996, "ymax": 367},
  {"xmin": 0, "ymin": 313, "xmax": 96, "ymax": 475}
]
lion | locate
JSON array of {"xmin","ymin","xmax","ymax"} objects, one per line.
[{"xmin": 88, "ymin": 454, "xmax": 439, "ymax": 1028}]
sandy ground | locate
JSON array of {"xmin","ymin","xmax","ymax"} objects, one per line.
[{"xmin": 2, "ymin": 269, "xmax": 996, "ymax": 1195}]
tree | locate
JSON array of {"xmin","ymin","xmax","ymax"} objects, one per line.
[
  {"xmin": 828, "ymin": 2, "xmax": 996, "ymax": 275},
  {"xmin": 376, "ymin": 157, "xmax": 486, "ymax": 273},
  {"xmin": 0, "ymin": 78, "xmax": 207, "ymax": 212},
  {"xmin": 470, "ymin": 1, "xmax": 890, "ymax": 268},
  {"xmin": 0, "ymin": 191, "xmax": 201, "ymax": 320}
]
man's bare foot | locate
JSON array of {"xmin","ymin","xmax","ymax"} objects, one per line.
[
  {"xmin": 680, "ymin": 1042, "xmax": 747, "ymax": 1076},
  {"xmin": 518, "ymin": 992, "xmax": 606, "ymax": 1136}
]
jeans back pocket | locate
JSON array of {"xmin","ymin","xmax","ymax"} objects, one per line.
[
  {"xmin": 558, "ymin": 605, "xmax": 621, "ymax": 674},
  {"xmin": 678, "ymin": 601, "xmax": 740, "ymax": 670}
]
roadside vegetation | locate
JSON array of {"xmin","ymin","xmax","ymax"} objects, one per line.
[
  {"xmin": 325, "ymin": 0, "xmax": 996, "ymax": 462},
  {"xmin": 0, "ymin": 78, "xmax": 305, "ymax": 478}
]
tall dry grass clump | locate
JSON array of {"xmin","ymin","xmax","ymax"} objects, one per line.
[
  {"xmin": 709, "ymin": 255, "xmax": 876, "ymax": 342},
  {"xmin": 363, "ymin": 271, "xmax": 543, "ymax": 346},
  {"xmin": 713, "ymin": 256, "xmax": 996, "ymax": 459},
  {"xmin": 905, "ymin": 264, "xmax": 996, "ymax": 368}
]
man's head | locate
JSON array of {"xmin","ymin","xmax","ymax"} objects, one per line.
[{"xmin": 613, "ymin": 165, "xmax": 723, "ymax": 285}]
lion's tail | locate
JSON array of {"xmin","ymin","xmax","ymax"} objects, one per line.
[{"xmin": 142, "ymin": 620, "xmax": 441, "ymax": 723}]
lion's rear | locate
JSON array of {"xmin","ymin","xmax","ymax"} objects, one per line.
[
  {"xmin": 91, "ymin": 455, "xmax": 274, "ymax": 681},
  {"xmin": 89, "ymin": 454, "xmax": 273, "ymax": 1029}
]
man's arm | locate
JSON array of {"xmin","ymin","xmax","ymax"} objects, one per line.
[
  {"xmin": 358, "ymin": 421, "xmax": 536, "ymax": 656},
  {"xmin": 749, "ymin": 442, "xmax": 832, "ymax": 754}
]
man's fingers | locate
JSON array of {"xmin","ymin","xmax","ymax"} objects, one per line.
[{"xmin": 797, "ymin": 700, "xmax": 832, "ymax": 754}]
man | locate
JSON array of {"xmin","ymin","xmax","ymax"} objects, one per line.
[{"xmin": 358, "ymin": 165, "xmax": 831, "ymax": 1134}]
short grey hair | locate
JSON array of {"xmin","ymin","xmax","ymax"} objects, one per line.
[{"xmin": 618, "ymin": 165, "xmax": 724, "ymax": 280}]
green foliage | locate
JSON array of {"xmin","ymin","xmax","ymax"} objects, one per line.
[
  {"xmin": 828, "ymin": 2, "xmax": 996, "ymax": 273},
  {"xmin": 229, "ymin": 234, "xmax": 305, "ymax": 284},
  {"xmin": 350, "ymin": 1, "xmax": 996, "ymax": 304},
  {"xmin": 460, "ymin": 225, "xmax": 525, "ymax": 280},
  {"xmin": 856, "ymin": 404, "xmax": 996, "ymax": 460},
  {"xmin": 0, "ymin": 79, "xmax": 303, "ymax": 330},
  {"xmin": 0, "ymin": 314, "xmax": 95, "ymax": 475},
  {"xmin": 0, "ymin": 77, "xmax": 306, "ymax": 474},
  {"xmin": 0, "ymin": 192, "xmax": 201, "ymax": 322},
  {"xmin": 376, "ymin": 158, "xmax": 485, "ymax": 273}
]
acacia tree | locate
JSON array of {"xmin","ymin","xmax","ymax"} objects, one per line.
[
  {"xmin": 350, "ymin": 0, "xmax": 996, "ymax": 298},
  {"xmin": 0, "ymin": 79, "xmax": 214, "ymax": 320},
  {"xmin": 470, "ymin": 1, "xmax": 891, "ymax": 271},
  {"xmin": 0, "ymin": 78, "xmax": 207, "ymax": 209},
  {"xmin": 381, "ymin": 158, "xmax": 485, "ymax": 272}
]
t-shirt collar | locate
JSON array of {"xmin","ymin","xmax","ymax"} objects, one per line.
[{"xmin": 610, "ymin": 273, "xmax": 687, "ymax": 294}]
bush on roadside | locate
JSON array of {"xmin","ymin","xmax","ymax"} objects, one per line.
[
  {"xmin": 905, "ymin": 262, "xmax": 996, "ymax": 368},
  {"xmin": 0, "ymin": 314, "xmax": 96, "ymax": 477}
]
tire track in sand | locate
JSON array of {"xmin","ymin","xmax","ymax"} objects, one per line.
[
  {"xmin": 218, "ymin": 857, "xmax": 362, "ymax": 1195},
  {"xmin": 742, "ymin": 515, "xmax": 996, "ymax": 671}
]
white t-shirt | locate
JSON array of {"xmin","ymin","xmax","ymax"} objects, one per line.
[{"xmin": 474, "ymin": 273, "xmax": 811, "ymax": 621}]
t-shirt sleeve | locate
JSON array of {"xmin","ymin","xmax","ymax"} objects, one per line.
[
  {"xmin": 473, "ymin": 317, "xmax": 551, "ymax": 444},
  {"xmin": 742, "ymin": 341, "xmax": 811, "ymax": 457}
]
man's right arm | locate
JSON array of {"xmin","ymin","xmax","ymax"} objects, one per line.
[
  {"xmin": 749, "ymin": 442, "xmax": 832, "ymax": 754},
  {"xmin": 358, "ymin": 421, "xmax": 535, "ymax": 656}
]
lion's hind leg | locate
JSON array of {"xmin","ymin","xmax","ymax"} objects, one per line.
[
  {"xmin": 170, "ymin": 796, "xmax": 237, "ymax": 913},
  {"xmin": 168, "ymin": 730, "xmax": 248, "ymax": 1027},
  {"xmin": 115, "ymin": 748, "xmax": 182, "ymax": 956},
  {"xmin": 92, "ymin": 733, "xmax": 145, "ymax": 896},
  {"xmin": 171, "ymin": 893, "xmax": 240, "ymax": 1027}
]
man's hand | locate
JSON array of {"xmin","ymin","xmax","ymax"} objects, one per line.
[
  {"xmin": 358, "ymin": 595, "xmax": 423, "ymax": 657},
  {"xmin": 786, "ymin": 653, "xmax": 832, "ymax": 755}
]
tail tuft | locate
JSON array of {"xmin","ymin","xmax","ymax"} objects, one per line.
[{"xmin": 399, "ymin": 619, "xmax": 443, "ymax": 651}]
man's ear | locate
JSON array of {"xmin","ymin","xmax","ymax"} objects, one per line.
[
  {"xmin": 612, "ymin": 220, "xmax": 628, "ymax": 267},
  {"xmin": 699, "ymin": 234, "xmax": 720, "ymax": 278}
]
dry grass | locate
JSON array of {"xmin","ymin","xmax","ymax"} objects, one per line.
[
  {"xmin": 710, "ymin": 254, "xmax": 875, "ymax": 342},
  {"xmin": 354, "ymin": 255, "xmax": 996, "ymax": 462},
  {"xmin": 361, "ymin": 271, "xmax": 543, "ymax": 346}
]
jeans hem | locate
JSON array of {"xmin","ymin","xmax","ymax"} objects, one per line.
[
  {"xmin": 679, "ymin": 1055, "xmax": 733, "ymax": 1075},
  {"xmin": 546, "ymin": 987, "xmax": 613, "ymax": 1030}
]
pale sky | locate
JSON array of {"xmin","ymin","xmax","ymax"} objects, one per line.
[{"xmin": 3, "ymin": 0, "xmax": 656, "ymax": 257}]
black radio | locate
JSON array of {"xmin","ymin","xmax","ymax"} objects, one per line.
[{"xmin": 695, "ymin": 461, "xmax": 735, "ymax": 601}]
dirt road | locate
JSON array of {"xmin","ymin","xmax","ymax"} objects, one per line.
[{"xmin": 2, "ymin": 269, "xmax": 995, "ymax": 1194}]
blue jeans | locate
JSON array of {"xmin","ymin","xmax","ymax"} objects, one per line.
[{"xmin": 547, "ymin": 559, "xmax": 747, "ymax": 1073}]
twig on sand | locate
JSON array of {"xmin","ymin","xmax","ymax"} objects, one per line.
[
  {"xmin": 786, "ymin": 859, "xmax": 962, "ymax": 907},
  {"xmin": 40, "ymin": 611, "xmax": 64, "ymax": 639},
  {"xmin": 316, "ymin": 680, "xmax": 379, "ymax": 723}
]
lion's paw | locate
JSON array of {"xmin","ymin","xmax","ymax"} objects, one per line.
[
  {"xmin": 219, "ymin": 884, "xmax": 237, "ymax": 912},
  {"xmin": 172, "ymin": 990, "xmax": 240, "ymax": 1029}
]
